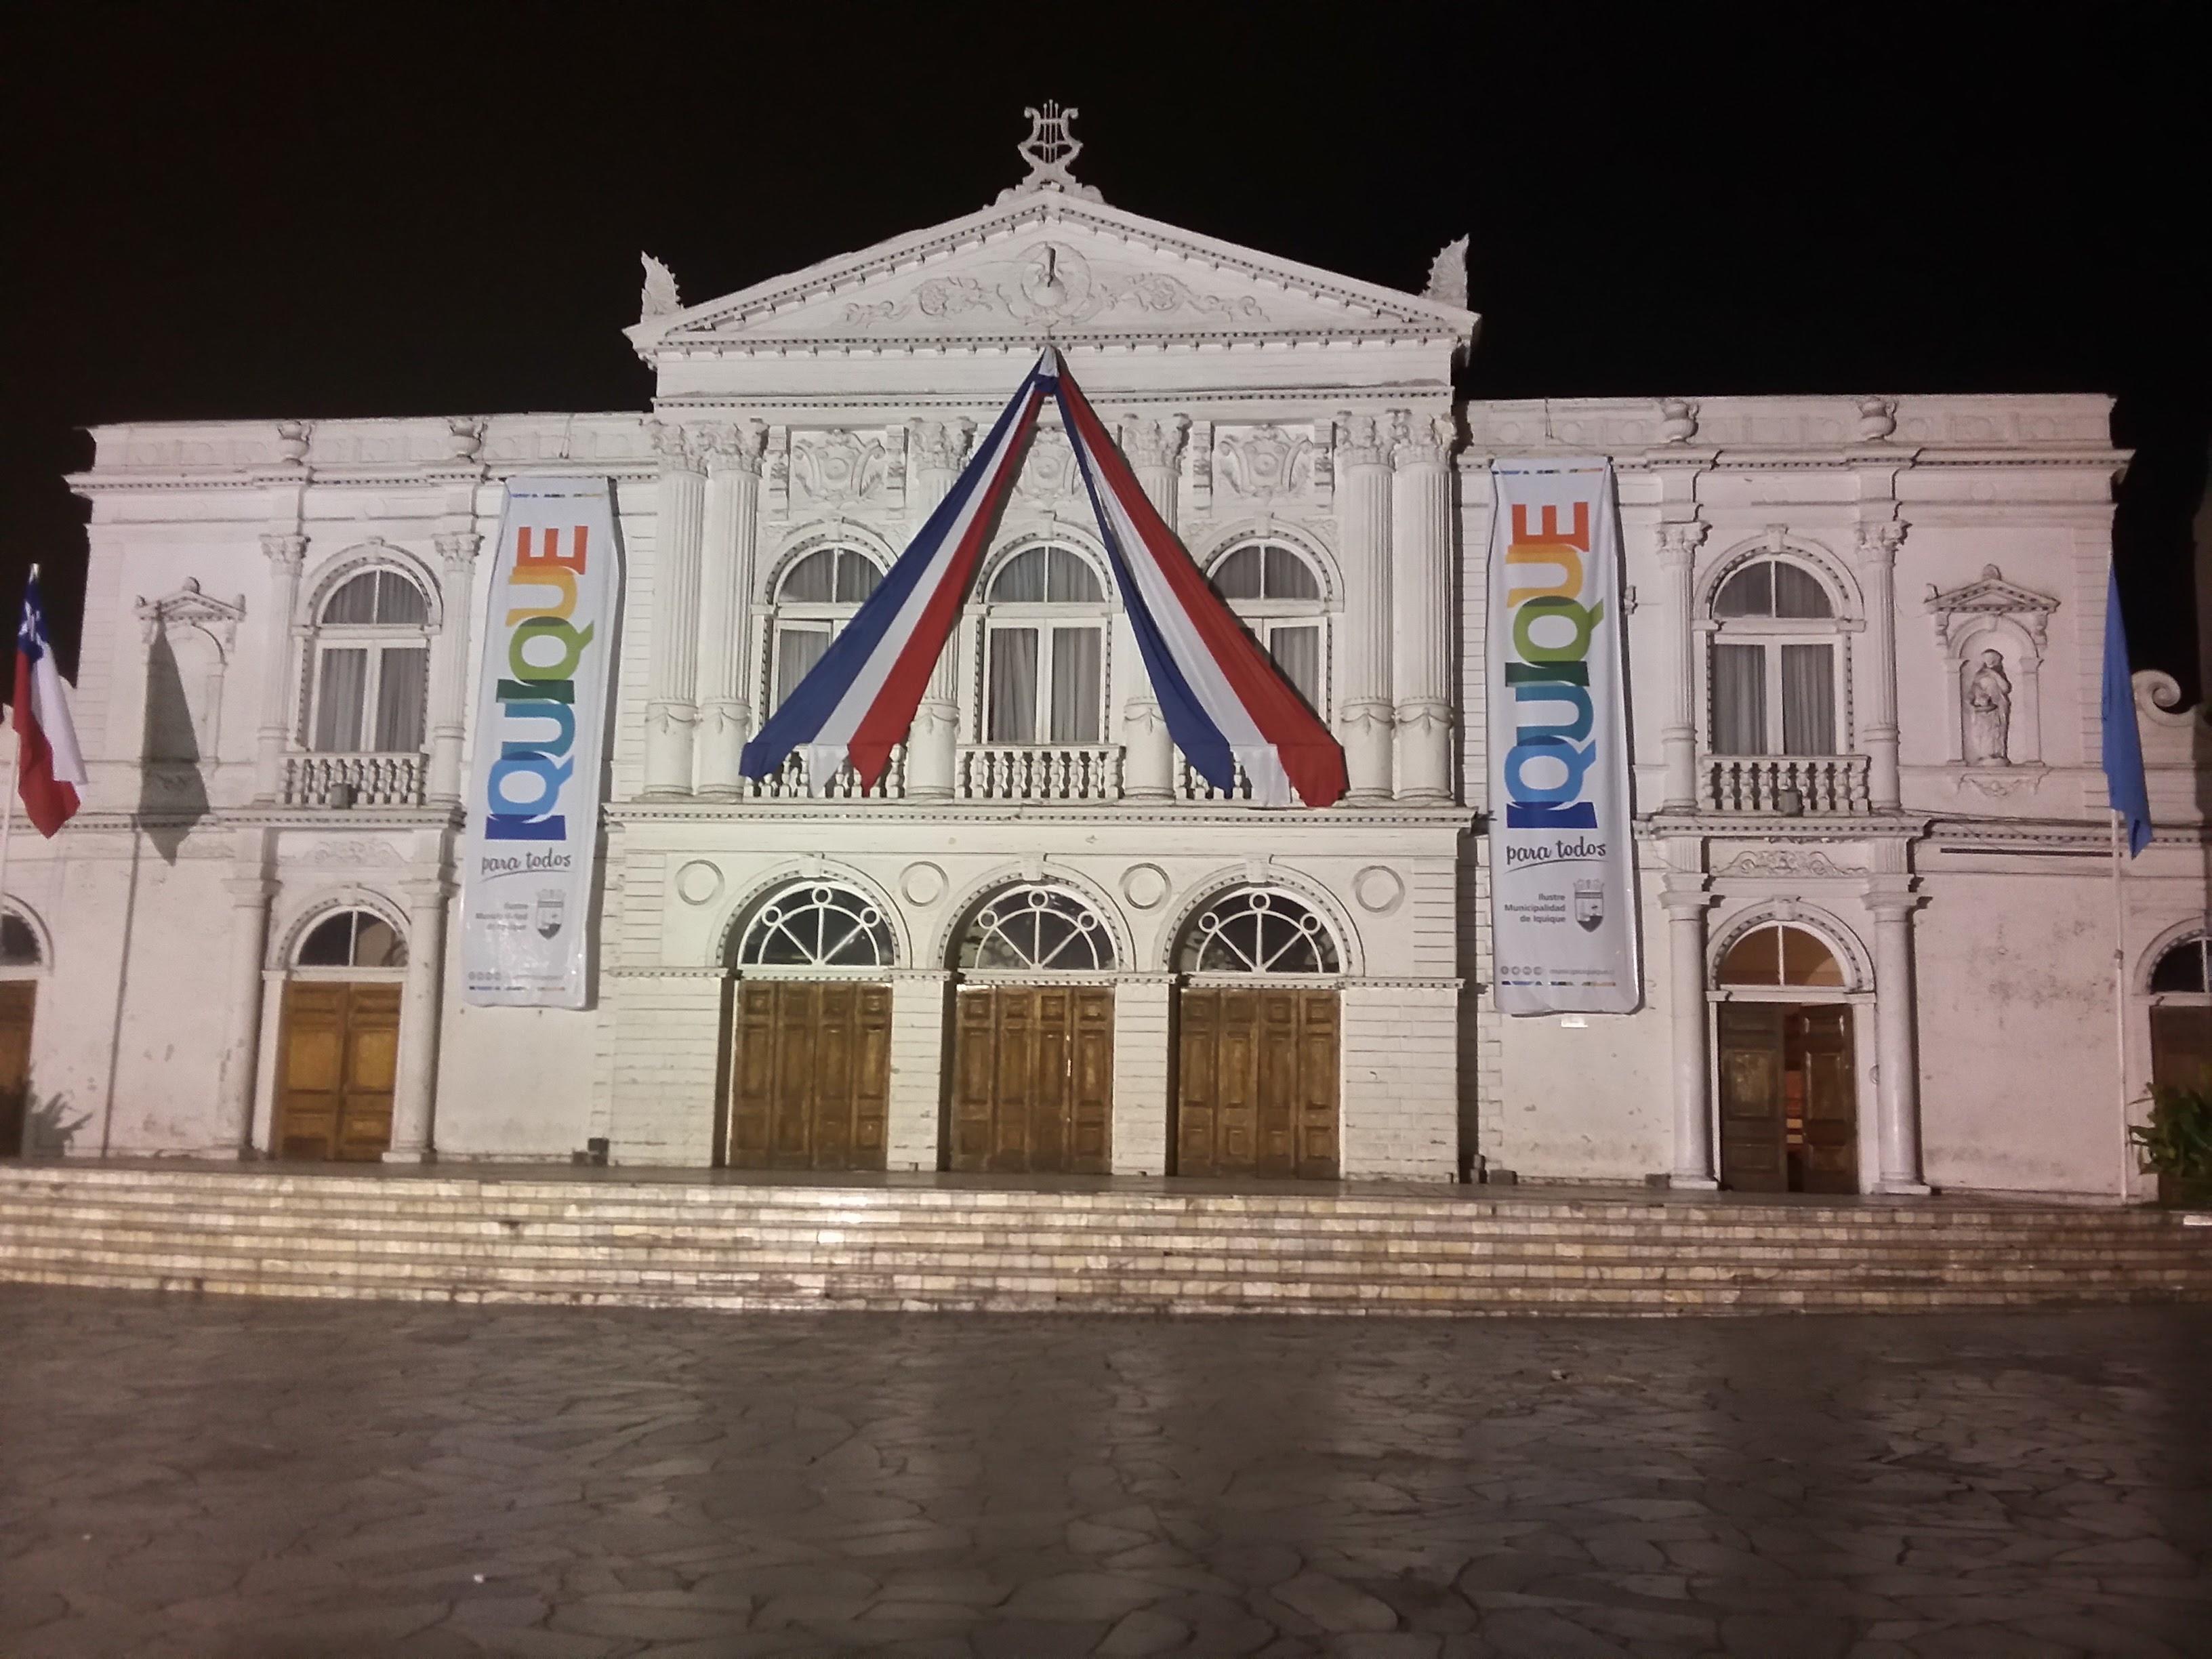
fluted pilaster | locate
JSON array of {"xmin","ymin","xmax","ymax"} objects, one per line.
[
  {"xmin": 1391, "ymin": 410, "xmax": 1456, "ymax": 802},
  {"xmin": 252, "ymin": 535, "xmax": 306, "ymax": 801},
  {"xmin": 1856, "ymin": 521, "xmax": 1906, "ymax": 811},
  {"xmin": 907, "ymin": 418, "xmax": 975, "ymax": 798},
  {"xmin": 386, "ymin": 871, "xmax": 451, "ymax": 1164},
  {"xmin": 426, "ymin": 531, "xmax": 482, "ymax": 804},
  {"xmin": 1655, "ymin": 523, "xmax": 1707, "ymax": 811},
  {"xmin": 1865, "ymin": 880, "xmax": 1930, "ymax": 1193},
  {"xmin": 695, "ymin": 422, "xmax": 766, "ymax": 796},
  {"xmin": 1336, "ymin": 414, "xmax": 1393, "ymax": 800},
  {"xmin": 644, "ymin": 422, "xmax": 710, "ymax": 794}
]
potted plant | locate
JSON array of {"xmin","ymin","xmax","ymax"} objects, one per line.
[{"xmin": 2131, "ymin": 1078, "xmax": 2212, "ymax": 1208}]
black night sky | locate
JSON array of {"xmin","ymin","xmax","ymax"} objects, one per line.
[{"xmin": 2, "ymin": 5, "xmax": 2205, "ymax": 689}]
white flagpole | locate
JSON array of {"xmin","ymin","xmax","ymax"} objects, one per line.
[{"xmin": 2112, "ymin": 807, "xmax": 2131, "ymax": 1201}]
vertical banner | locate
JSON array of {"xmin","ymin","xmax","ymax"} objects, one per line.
[
  {"xmin": 461, "ymin": 477, "xmax": 617, "ymax": 1008},
  {"xmin": 1487, "ymin": 459, "xmax": 1641, "ymax": 1015}
]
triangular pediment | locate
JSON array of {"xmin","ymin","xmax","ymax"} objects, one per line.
[
  {"xmin": 626, "ymin": 190, "xmax": 1475, "ymax": 359},
  {"xmin": 1925, "ymin": 564, "xmax": 2060, "ymax": 617}
]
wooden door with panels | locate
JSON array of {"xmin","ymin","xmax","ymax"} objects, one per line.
[
  {"xmin": 0, "ymin": 981, "xmax": 34, "ymax": 1158},
  {"xmin": 726, "ymin": 980, "xmax": 890, "ymax": 1171},
  {"xmin": 949, "ymin": 986, "xmax": 1112, "ymax": 1174},
  {"xmin": 1175, "ymin": 987, "xmax": 1340, "ymax": 1179},
  {"xmin": 1716, "ymin": 1002, "xmax": 1789, "ymax": 1192},
  {"xmin": 274, "ymin": 981, "xmax": 401, "ymax": 1161},
  {"xmin": 1795, "ymin": 1004, "xmax": 1858, "ymax": 1194}
]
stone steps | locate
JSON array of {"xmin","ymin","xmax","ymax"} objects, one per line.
[{"xmin": 3, "ymin": 1164, "xmax": 2206, "ymax": 1317}]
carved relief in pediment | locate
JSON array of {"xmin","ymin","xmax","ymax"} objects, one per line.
[
  {"xmin": 838, "ymin": 240, "xmax": 1267, "ymax": 335},
  {"xmin": 1215, "ymin": 425, "xmax": 1322, "ymax": 505},
  {"xmin": 1014, "ymin": 426, "xmax": 1080, "ymax": 506},
  {"xmin": 790, "ymin": 430, "xmax": 893, "ymax": 510}
]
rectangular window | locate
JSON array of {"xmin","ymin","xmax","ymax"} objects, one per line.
[
  {"xmin": 1048, "ymin": 627, "xmax": 1102, "ymax": 742},
  {"xmin": 1712, "ymin": 643, "xmax": 1766, "ymax": 754},
  {"xmin": 1780, "ymin": 643, "xmax": 1835, "ymax": 755},
  {"xmin": 312, "ymin": 648, "xmax": 368, "ymax": 752},
  {"xmin": 774, "ymin": 626, "xmax": 829, "ymax": 712},
  {"xmin": 372, "ymin": 646, "xmax": 428, "ymax": 752},
  {"xmin": 987, "ymin": 627, "xmax": 1039, "ymax": 742}
]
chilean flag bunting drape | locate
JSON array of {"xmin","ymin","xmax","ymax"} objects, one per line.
[
  {"xmin": 740, "ymin": 348, "xmax": 1347, "ymax": 808},
  {"xmin": 11, "ymin": 570, "xmax": 87, "ymax": 837}
]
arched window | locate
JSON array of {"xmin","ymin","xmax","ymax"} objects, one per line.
[
  {"xmin": 1208, "ymin": 541, "xmax": 1326, "ymax": 710},
  {"xmin": 958, "ymin": 884, "xmax": 1116, "ymax": 972},
  {"xmin": 1176, "ymin": 887, "xmax": 1340, "ymax": 975},
  {"xmin": 295, "ymin": 908, "xmax": 408, "ymax": 969},
  {"xmin": 1708, "ymin": 556, "xmax": 1841, "ymax": 757},
  {"xmin": 0, "ymin": 912, "xmax": 42, "ymax": 969},
  {"xmin": 735, "ymin": 884, "xmax": 895, "ymax": 969},
  {"xmin": 1716, "ymin": 923, "xmax": 1845, "ymax": 988},
  {"xmin": 308, "ymin": 570, "xmax": 430, "ymax": 754},
  {"xmin": 770, "ymin": 548, "xmax": 883, "ymax": 712},
  {"xmin": 983, "ymin": 546, "xmax": 1107, "ymax": 744},
  {"xmin": 2149, "ymin": 935, "xmax": 2212, "ymax": 996}
]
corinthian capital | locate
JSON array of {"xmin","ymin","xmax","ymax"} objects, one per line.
[
  {"xmin": 647, "ymin": 419, "xmax": 713, "ymax": 472},
  {"xmin": 1336, "ymin": 412, "xmax": 1389, "ymax": 468},
  {"xmin": 434, "ymin": 531, "xmax": 483, "ymax": 573},
  {"xmin": 259, "ymin": 533, "xmax": 306, "ymax": 571},
  {"xmin": 1116, "ymin": 415, "xmax": 1189, "ymax": 472},
  {"xmin": 1389, "ymin": 409, "xmax": 1456, "ymax": 470},
  {"xmin": 907, "ymin": 417, "xmax": 977, "ymax": 474},
  {"xmin": 1654, "ymin": 523, "xmax": 1708, "ymax": 566},
  {"xmin": 703, "ymin": 419, "xmax": 769, "ymax": 476},
  {"xmin": 1855, "ymin": 520, "xmax": 1907, "ymax": 561}
]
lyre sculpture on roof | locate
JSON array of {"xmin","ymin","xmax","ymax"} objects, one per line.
[{"xmin": 1002, "ymin": 102, "xmax": 1104, "ymax": 203}]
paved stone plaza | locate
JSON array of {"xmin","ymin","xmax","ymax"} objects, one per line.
[{"xmin": 1, "ymin": 1289, "xmax": 2207, "ymax": 1657}]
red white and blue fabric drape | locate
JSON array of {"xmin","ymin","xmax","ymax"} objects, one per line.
[
  {"xmin": 741, "ymin": 348, "xmax": 1347, "ymax": 808},
  {"xmin": 11, "ymin": 569, "xmax": 87, "ymax": 838}
]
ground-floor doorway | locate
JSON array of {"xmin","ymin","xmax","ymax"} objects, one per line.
[
  {"xmin": 1717, "ymin": 1002, "xmax": 1856, "ymax": 1193},
  {"xmin": 1174, "ymin": 986, "xmax": 1340, "ymax": 1179},
  {"xmin": 725, "ymin": 980, "xmax": 890, "ymax": 1170},
  {"xmin": 274, "ymin": 981, "xmax": 401, "ymax": 1161},
  {"xmin": 2149, "ymin": 1004, "xmax": 2212, "ymax": 1091},
  {"xmin": 949, "ymin": 985, "xmax": 1112, "ymax": 1174},
  {"xmin": 0, "ymin": 981, "xmax": 33, "ymax": 1156}
]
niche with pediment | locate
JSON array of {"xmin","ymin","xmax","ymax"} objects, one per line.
[
  {"xmin": 135, "ymin": 579, "xmax": 245, "ymax": 769},
  {"xmin": 1924, "ymin": 565, "xmax": 2058, "ymax": 772}
]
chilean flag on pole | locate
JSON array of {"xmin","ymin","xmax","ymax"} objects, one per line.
[
  {"xmin": 11, "ymin": 569, "xmax": 87, "ymax": 836},
  {"xmin": 741, "ymin": 348, "xmax": 1347, "ymax": 807}
]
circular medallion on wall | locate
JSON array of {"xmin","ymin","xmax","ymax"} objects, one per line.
[
  {"xmin": 1120, "ymin": 863, "xmax": 1170, "ymax": 911},
  {"xmin": 674, "ymin": 860, "xmax": 724, "ymax": 907},
  {"xmin": 1353, "ymin": 865, "xmax": 1405, "ymax": 916},
  {"xmin": 899, "ymin": 861, "xmax": 947, "ymax": 907}
]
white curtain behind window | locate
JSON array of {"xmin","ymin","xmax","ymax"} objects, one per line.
[
  {"xmin": 374, "ymin": 646, "xmax": 428, "ymax": 751},
  {"xmin": 1049, "ymin": 627, "xmax": 1102, "ymax": 742},
  {"xmin": 313, "ymin": 648, "xmax": 368, "ymax": 751},
  {"xmin": 1269, "ymin": 626, "xmax": 1322, "ymax": 710},
  {"xmin": 1713, "ymin": 643, "xmax": 1765, "ymax": 754},
  {"xmin": 1780, "ymin": 643, "xmax": 1835, "ymax": 754},
  {"xmin": 989, "ymin": 628, "xmax": 1039, "ymax": 741},
  {"xmin": 774, "ymin": 627, "xmax": 827, "ymax": 711}
]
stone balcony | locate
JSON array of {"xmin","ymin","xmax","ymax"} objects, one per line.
[
  {"xmin": 1699, "ymin": 753, "xmax": 1872, "ymax": 816},
  {"xmin": 280, "ymin": 751, "xmax": 427, "ymax": 808},
  {"xmin": 726, "ymin": 744, "xmax": 1260, "ymax": 805}
]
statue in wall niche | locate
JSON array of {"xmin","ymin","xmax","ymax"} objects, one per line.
[{"xmin": 1964, "ymin": 649, "xmax": 2013, "ymax": 764}]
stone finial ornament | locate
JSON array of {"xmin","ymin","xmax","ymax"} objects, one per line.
[
  {"xmin": 1424, "ymin": 235, "xmax": 1469, "ymax": 309},
  {"xmin": 640, "ymin": 253, "xmax": 682, "ymax": 322}
]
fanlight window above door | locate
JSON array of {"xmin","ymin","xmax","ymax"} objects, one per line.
[
  {"xmin": 0, "ymin": 912, "xmax": 42, "ymax": 968},
  {"xmin": 958, "ymin": 884, "xmax": 1115, "ymax": 972},
  {"xmin": 295, "ymin": 909, "xmax": 408, "ymax": 969},
  {"xmin": 735, "ymin": 884, "xmax": 895, "ymax": 969},
  {"xmin": 1176, "ymin": 888, "xmax": 1340, "ymax": 975},
  {"xmin": 309, "ymin": 569, "xmax": 431, "ymax": 754},
  {"xmin": 2149, "ymin": 934, "xmax": 2212, "ymax": 997},
  {"xmin": 1716, "ymin": 923, "xmax": 1844, "ymax": 988}
]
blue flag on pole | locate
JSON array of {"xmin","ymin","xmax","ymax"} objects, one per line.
[{"xmin": 2100, "ymin": 564, "xmax": 2152, "ymax": 857}]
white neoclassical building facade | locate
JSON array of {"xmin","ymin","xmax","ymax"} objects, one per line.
[{"xmin": 2, "ymin": 124, "xmax": 2196, "ymax": 1199}]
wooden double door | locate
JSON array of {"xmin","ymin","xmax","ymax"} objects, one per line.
[
  {"xmin": 274, "ymin": 981, "xmax": 401, "ymax": 1161},
  {"xmin": 950, "ymin": 985, "xmax": 1112, "ymax": 1174},
  {"xmin": 2150, "ymin": 1004, "xmax": 2212, "ymax": 1091},
  {"xmin": 727, "ymin": 981, "xmax": 890, "ymax": 1170},
  {"xmin": 1717, "ymin": 1001, "xmax": 1856, "ymax": 1193},
  {"xmin": 1175, "ymin": 987, "xmax": 1340, "ymax": 1179},
  {"xmin": 0, "ymin": 981, "xmax": 33, "ymax": 1157}
]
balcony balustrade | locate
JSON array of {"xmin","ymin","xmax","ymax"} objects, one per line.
[
  {"xmin": 738, "ymin": 747, "xmax": 905, "ymax": 800},
  {"xmin": 281, "ymin": 751, "xmax": 426, "ymax": 808},
  {"xmin": 1698, "ymin": 752, "xmax": 1872, "ymax": 815},
  {"xmin": 956, "ymin": 743, "xmax": 1123, "ymax": 802},
  {"xmin": 1174, "ymin": 757, "xmax": 1256, "ymax": 802}
]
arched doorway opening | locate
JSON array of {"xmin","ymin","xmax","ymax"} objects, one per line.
[
  {"xmin": 1172, "ymin": 887, "xmax": 1342, "ymax": 1179},
  {"xmin": 2145, "ymin": 933, "xmax": 2212, "ymax": 1089},
  {"xmin": 1713, "ymin": 922, "xmax": 1856, "ymax": 1193},
  {"xmin": 1, "ymin": 909, "xmax": 45, "ymax": 1157},
  {"xmin": 949, "ymin": 883, "xmax": 1115, "ymax": 1174},
  {"xmin": 274, "ymin": 907, "xmax": 407, "ymax": 1161},
  {"xmin": 723, "ymin": 882, "xmax": 895, "ymax": 1171}
]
